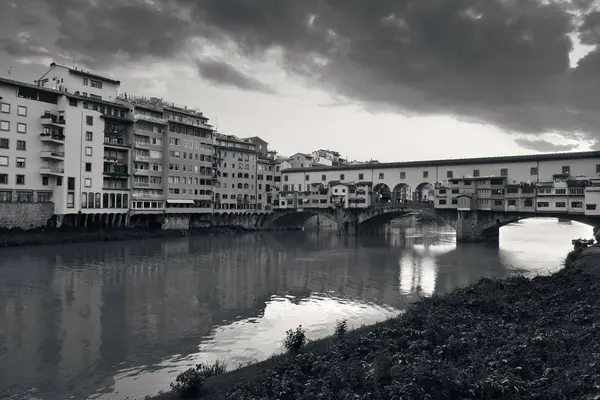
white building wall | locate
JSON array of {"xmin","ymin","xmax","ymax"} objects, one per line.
[{"xmin": 41, "ymin": 64, "xmax": 120, "ymax": 102}]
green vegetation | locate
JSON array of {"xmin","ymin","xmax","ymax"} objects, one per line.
[
  {"xmin": 170, "ymin": 360, "xmax": 228, "ymax": 398},
  {"xmin": 158, "ymin": 251, "xmax": 600, "ymax": 399}
]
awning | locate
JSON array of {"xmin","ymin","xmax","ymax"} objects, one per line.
[{"xmin": 167, "ymin": 199, "xmax": 195, "ymax": 204}]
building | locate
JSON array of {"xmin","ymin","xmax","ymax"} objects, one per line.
[
  {"xmin": 0, "ymin": 63, "xmax": 132, "ymax": 226},
  {"xmin": 312, "ymin": 149, "xmax": 346, "ymax": 166},
  {"xmin": 288, "ymin": 152, "xmax": 313, "ymax": 169},
  {"xmin": 214, "ymin": 133, "xmax": 258, "ymax": 211}
]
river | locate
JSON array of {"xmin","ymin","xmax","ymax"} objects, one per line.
[{"xmin": 0, "ymin": 218, "xmax": 592, "ymax": 400}]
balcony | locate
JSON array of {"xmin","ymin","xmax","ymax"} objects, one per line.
[
  {"xmin": 40, "ymin": 151, "xmax": 65, "ymax": 160},
  {"xmin": 40, "ymin": 133, "xmax": 65, "ymax": 144},
  {"xmin": 103, "ymin": 168, "xmax": 129, "ymax": 178},
  {"xmin": 134, "ymin": 141, "xmax": 149, "ymax": 148},
  {"xmin": 134, "ymin": 181, "xmax": 150, "ymax": 187},
  {"xmin": 40, "ymin": 167, "xmax": 64, "ymax": 176},
  {"xmin": 104, "ymin": 128, "xmax": 127, "ymax": 135},
  {"xmin": 134, "ymin": 113, "xmax": 167, "ymax": 125},
  {"xmin": 134, "ymin": 154, "xmax": 149, "ymax": 162},
  {"xmin": 133, "ymin": 168, "xmax": 150, "ymax": 175},
  {"xmin": 104, "ymin": 137, "xmax": 129, "ymax": 148},
  {"xmin": 41, "ymin": 113, "xmax": 66, "ymax": 127}
]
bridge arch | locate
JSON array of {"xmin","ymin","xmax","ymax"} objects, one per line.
[
  {"xmin": 479, "ymin": 214, "xmax": 596, "ymax": 240},
  {"xmin": 372, "ymin": 183, "xmax": 392, "ymax": 204},
  {"xmin": 392, "ymin": 183, "xmax": 410, "ymax": 203},
  {"xmin": 415, "ymin": 182, "xmax": 434, "ymax": 202}
]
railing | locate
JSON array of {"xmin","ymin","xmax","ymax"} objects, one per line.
[
  {"xmin": 104, "ymin": 137, "xmax": 128, "ymax": 147},
  {"xmin": 134, "ymin": 154, "xmax": 149, "ymax": 161},
  {"xmin": 41, "ymin": 115, "xmax": 66, "ymax": 125},
  {"xmin": 134, "ymin": 113, "xmax": 167, "ymax": 124},
  {"xmin": 40, "ymin": 167, "xmax": 64, "ymax": 174},
  {"xmin": 40, "ymin": 151, "xmax": 65, "ymax": 158},
  {"xmin": 134, "ymin": 182, "xmax": 150, "ymax": 187},
  {"xmin": 40, "ymin": 133, "xmax": 65, "ymax": 142}
]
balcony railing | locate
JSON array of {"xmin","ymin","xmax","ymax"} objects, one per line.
[
  {"xmin": 40, "ymin": 133, "xmax": 65, "ymax": 142},
  {"xmin": 134, "ymin": 113, "xmax": 167, "ymax": 125},
  {"xmin": 41, "ymin": 114, "xmax": 66, "ymax": 126},
  {"xmin": 40, "ymin": 151, "xmax": 65, "ymax": 159},
  {"xmin": 103, "ymin": 169, "xmax": 129, "ymax": 176},
  {"xmin": 134, "ymin": 154, "xmax": 149, "ymax": 161},
  {"xmin": 40, "ymin": 167, "xmax": 64, "ymax": 175},
  {"xmin": 104, "ymin": 137, "xmax": 128, "ymax": 147},
  {"xmin": 134, "ymin": 182, "xmax": 150, "ymax": 187}
]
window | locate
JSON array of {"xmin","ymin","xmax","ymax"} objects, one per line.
[
  {"xmin": 17, "ymin": 106, "xmax": 27, "ymax": 116},
  {"xmin": 423, "ymin": 171, "xmax": 429, "ymax": 178},
  {"xmin": 439, "ymin": 199, "xmax": 447, "ymax": 205},
  {"xmin": 85, "ymin": 162, "xmax": 92, "ymax": 172},
  {"xmin": 378, "ymin": 173, "xmax": 384, "ymax": 179},
  {"xmin": 86, "ymin": 131, "xmax": 93, "ymax": 141},
  {"xmin": 81, "ymin": 192, "xmax": 88, "ymax": 208},
  {"xmin": 284, "ymin": 175, "xmax": 288, "ymax": 182},
  {"xmin": 16, "ymin": 140, "xmax": 26, "ymax": 150},
  {"xmin": 86, "ymin": 115, "xmax": 93, "ymax": 126},
  {"xmin": 84, "ymin": 178, "xmax": 92, "ymax": 188},
  {"xmin": 83, "ymin": 78, "xmax": 89, "ymax": 85},
  {"xmin": 42, "ymin": 176, "xmax": 49, "ymax": 186},
  {"xmin": 473, "ymin": 169, "xmax": 480, "ymax": 177},
  {"xmin": 530, "ymin": 167, "xmax": 538, "ymax": 175},
  {"xmin": 586, "ymin": 204, "xmax": 597, "ymax": 211},
  {"xmin": 500, "ymin": 168, "xmax": 508, "ymax": 176},
  {"xmin": 89, "ymin": 94, "xmax": 102, "ymax": 100},
  {"xmin": 508, "ymin": 199, "xmax": 517, "ymax": 206},
  {"xmin": 555, "ymin": 202, "xmax": 566, "ymax": 208},
  {"xmin": 0, "ymin": 103, "xmax": 9, "ymax": 113},
  {"xmin": 562, "ymin": 166, "xmax": 570, "ymax": 174},
  {"xmin": 357, "ymin": 173, "xmax": 364, "ymax": 180},
  {"xmin": 0, "ymin": 156, "xmax": 7, "ymax": 166},
  {"xmin": 90, "ymin": 80, "xmax": 103, "ymax": 89},
  {"xmin": 0, "ymin": 121, "xmax": 9, "ymax": 131},
  {"xmin": 571, "ymin": 201, "xmax": 583, "ymax": 208},
  {"xmin": 38, "ymin": 191, "xmax": 52, "ymax": 202},
  {"xmin": 69, "ymin": 98, "xmax": 78, "ymax": 106},
  {"xmin": 68, "ymin": 177, "xmax": 75, "ymax": 190},
  {"xmin": 67, "ymin": 192, "xmax": 74, "ymax": 208},
  {"xmin": 340, "ymin": 174, "xmax": 345, "ymax": 180},
  {"xmin": 85, "ymin": 146, "xmax": 92, "ymax": 156},
  {"xmin": 400, "ymin": 172, "xmax": 406, "ymax": 179},
  {"xmin": 16, "ymin": 123, "xmax": 26, "ymax": 133},
  {"xmin": 446, "ymin": 170, "xmax": 453, "ymax": 178},
  {"xmin": 494, "ymin": 200, "xmax": 503, "ymax": 206},
  {"xmin": 15, "ymin": 157, "xmax": 25, "ymax": 168},
  {"xmin": 0, "ymin": 138, "xmax": 7, "ymax": 149},
  {"xmin": 321, "ymin": 174, "xmax": 326, "ymax": 181},
  {"xmin": 305, "ymin": 175, "xmax": 309, "ymax": 181},
  {"xmin": 16, "ymin": 174, "xmax": 25, "ymax": 185}
]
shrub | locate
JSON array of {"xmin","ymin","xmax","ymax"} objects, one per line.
[
  {"xmin": 284, "ymin": 325, "xmax": 307, "ymax": 354},
  {"xmin": 170, "ymin": 360, "xmax": 227, "ymax": 398},
  {"xmin": 334, "ymin": 319, "xmax": 348, "ymax": 337}
]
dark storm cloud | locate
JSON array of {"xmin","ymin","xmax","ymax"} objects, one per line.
[
  {"xmin": 513, "ymin": 138, "xmax": 579, "ymax": 152},
  {"xmin": 6, "ymin": 0, "xmax": 600, "ymax": 144},
  {"xmin": 195, "ymin": 59, "xmax": 276, "ymax": 94}
]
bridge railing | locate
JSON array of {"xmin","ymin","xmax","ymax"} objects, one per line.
[{"xmin": 371, "ymin": 201, "xmax": 434, "ymax": 210}]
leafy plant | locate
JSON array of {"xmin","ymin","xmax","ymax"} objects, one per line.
[
  {"xmin": 334, "ymin": 319, "xmax": 348, "ymax": 337},
  {"xmin": 170, "ymin": 360, "xmax": 227, "ymax": 398},
  {"xmin": 284, "ymin": 325, "xmax": 307, "ymax": 354}
]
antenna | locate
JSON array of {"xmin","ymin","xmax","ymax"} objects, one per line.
[{"xmin": 71, "ymin": 53, "xmax": 76, "ymax": 69}]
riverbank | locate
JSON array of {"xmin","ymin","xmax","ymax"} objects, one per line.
[
  {"xmin": 152, "ymin": 247, "xmax": 600, "ymax": 400},
  {"xmin": 0, "ymin": 226, "xmax": 259, "ymax": 248}
]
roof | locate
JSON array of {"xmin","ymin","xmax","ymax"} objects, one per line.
[
  {"xmin": 50, "ymin": 62, "xmax": 121, "ymax": 84},
  {"xmin": 282, "ymin": 150, "xmax": 600, "ymax": 173},
  {"xmin": 290, "ymin": 152, "xmax": 313, "ymax": 159}
]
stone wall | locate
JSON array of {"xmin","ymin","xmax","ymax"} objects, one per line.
[{"xmin": 0, "ymin": 203, "xmax": 54, "ymax": 230}]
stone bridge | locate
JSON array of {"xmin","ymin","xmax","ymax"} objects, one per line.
[
  {"xmin": 267, "ymin": 203, "xmax": 600, "ymax": 242},
  {"xmin": 268, "ymin": 201, "xmax": 436, "ymax": 235}
]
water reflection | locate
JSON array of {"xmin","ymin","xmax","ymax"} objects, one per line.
[{"xmin": 0, "ymin": 218, "xmax": 591, "ymax": 400}]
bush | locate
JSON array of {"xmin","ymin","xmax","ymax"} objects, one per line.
[
  {"xmin": 170, "ymin": 360, "xmax": 227, "ymax": 398},
  {"xmin": 284, "ymin": 325, "xmax": 307, "ymax": 354},
  {"xmin": 334, "ymin": 319, "xmax": 348, "ymax": 337}
]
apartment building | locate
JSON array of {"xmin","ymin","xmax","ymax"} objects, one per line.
[
  {"xmin": 0, "ymin": 63, "xmax": 132, "ymax": 220},
  {"xmin": 214, "ymin": 133, "xmax": 258, "ymax": 211}
]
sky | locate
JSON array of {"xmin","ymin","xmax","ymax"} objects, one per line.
[{"xmin": 1, "ymin": 0, "xmax": 600, "ymax": 162}]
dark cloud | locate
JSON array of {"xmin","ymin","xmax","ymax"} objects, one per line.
[
  {"xmin": 513, "ymin": 137, "xmax": 580, "ymax": 152},
  {"xmin": 195, "ymin": 58, "xmax": 276, "ymax": 94},
  {"xmin": 5, "ymin": 0, "xmax": 600, "ymax": 142}
]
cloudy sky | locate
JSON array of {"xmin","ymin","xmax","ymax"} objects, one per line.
[{"xmin": 1, "ymin": 0, "xmax": 599, "ymax": 162}]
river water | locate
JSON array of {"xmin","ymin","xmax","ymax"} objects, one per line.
[{"xmin": 0, "ymin": 218, "xmax": 592, "ymax": 400}]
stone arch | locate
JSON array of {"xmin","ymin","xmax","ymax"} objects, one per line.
[
  {"xmin": 372, "ymin": 183, "xmax": 392, "ymax": 204},
  {"xmin": 415, "ymin": 182, "xmax": 434, "ymax": 202},
  {"xmin": 392, "ymin": 183, "xmax": 410, "ymax": 203}
]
